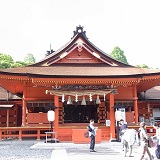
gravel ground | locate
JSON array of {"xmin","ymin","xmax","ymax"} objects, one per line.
[{"xmin": 0, "ymin": 144, "xmax": 52, "ymax": 160}]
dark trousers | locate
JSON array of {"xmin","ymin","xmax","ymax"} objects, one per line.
[{"xmin": 90, "ymin": 135, "xmax": 95, "ymax": 150}]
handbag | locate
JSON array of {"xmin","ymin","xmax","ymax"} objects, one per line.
[
  {"xmin": 148, "ymin": 137, "xmax": 154, "ymax": 148},
  {"xmin": 84, "ymin": 131, "xmax": 89, "ymax": 138}
]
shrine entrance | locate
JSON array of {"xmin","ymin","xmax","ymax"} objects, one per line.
[
  {"xmin": 63, "ymin": 103, "xmax": 98, "ymax": 123},
  {"xmin": 46, "ymin": 84, "xmax": 117, "ymax": 125}
]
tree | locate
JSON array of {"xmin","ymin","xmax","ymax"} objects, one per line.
[
  {"xmin": 0, "ymin": 53, "xmax": 14, "ymax": 68},
  {"xmin": 0, "ymin": 53, "xmax": 32, "ymax": 69},
  {"xmin": 24, "ymin": 53, "xmax": 36, "ymax": 65},
  {"xmin": 135, "ymin": 64, "xmax": 149, "ymax": 68},
  {"xmin": 110, "ymin": 46, "xmax": 129, "ymax": 64},
  {"xmin": 0, "ymin": 53, "xmax": 13, "ymax": 62},
  {"xmin": 11, "ymin": 61, "xmax": 27, "ymax": 68}
]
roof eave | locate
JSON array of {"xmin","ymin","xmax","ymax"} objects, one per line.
[{"xmin": 23, "ymin": 73, "xmax": 144, "ymax": 78}]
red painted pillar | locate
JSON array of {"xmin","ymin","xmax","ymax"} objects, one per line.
[
  {"xmin": 133, "ymin": 85, "xmax": 138, "ymax": 124},
  {"xmin": 22, "ymin": 97, "xmax": 26, "ymax": 126},
  {"xmin": 22, "ymin": 87, "xmax": 27, "ymax": 126},
  {"xmin": 0, "ymin": 130, "xmax": 2, "ymax": 140},
  {"xmin": 109, "ymin": 93, "xmax": 115, "ymax": 138},
  {"xmin": 19, "ymin": 130, "xmax": 22, "ymax": 140},
  {"xmin": 54, "ymin": 95, "xmax": 59, "ymax": 134}
]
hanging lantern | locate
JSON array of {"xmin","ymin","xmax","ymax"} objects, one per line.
[
  {"xmin": 45, "ymin": 90, "xmax": 48, "ymax": 94},
  {"xmin": 104, "ymin": 93, "xmax": 106, "ymax": 101},
  {"xmin": 81, "ymin": 96, "xmax": 86, "ymax": 105},
  {"xmin": 62, "ymin": 94, "xmax": 65, "ymax": 102},
  {"xmin": 47, "ymin": 110, "xmax": 55, "ymax": 122},
  {"xmin": 96, "ymin": 95, "xmax": 101, "ymax": 104},
  {"xmin": 67, "ymin": 96, "xmax": 72, "ymax": 104},
  {"xmin": 75, "ymin": 94, "xmax": 78, "ymax": 102},
  {"xmin": 89, "ymin": 94, "xmax": 92, "ymax": 101}
]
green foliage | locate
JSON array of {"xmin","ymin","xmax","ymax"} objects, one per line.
[
  {"xmin": 0, "ymin": 53, "xmax": 13, "ymax": 62},
  {"xmin": 110, "ymin": 46, "xmax": 129, "ymax": 64},
  {"xmin": 11, "ymin": 62, "xmax": 25, "ymax": 68},
  {"xmin": 0, "ymin": 53, "xmax": 14, "ymax": 68},
  {"xmin": 135, "ymin": 64, "xmax": 149, "ymax": 68},
  {"xmin": 0, "ymin": 60, "xmax": 11, "ymax": 68},
  {"xmin": 0, "ymin": 53, "xmax": 36, "ymax": 69},
  {"xmin": 24, "ymin": 53, "xmax": 36, "ymax": 64}
]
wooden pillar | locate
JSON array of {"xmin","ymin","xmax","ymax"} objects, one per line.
[
  {"xmin": 22, "ymin": 98, "xmax": 27, "ymax": 126},
  {"xmin": 6, "ymin": 90, "xmax": 9, "ymax": 128},
  {"xmin": 19, "ymin": 130, "xmax": 22, "ymax": 140},
  {"xmin": 133, "ymin": 85, "xmax": 138, "ymax": 124},
  {"xmin": 0, "ymin": 130, "xmax": 2, "ymax": 140},
  {"xmin": 22, "ymin": 86, "xmax": 27, "ymax": 126},
  {"xmin": 6, "ymin": 109, "xmax": 9, "ymax": 127},
  {"xmin": 37, "ymin": 129, "xmax": 40, "ymax": 140},
  {"xmin": 109, "ymin": 93, "xmax": 115, "ymax": 138},
  {"xmin": 54, "ymin": 95, "xmax": 59, "ymax": 134}
]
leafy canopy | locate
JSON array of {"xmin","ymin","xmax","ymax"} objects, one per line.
[
  {"xmin": 0, "ymin": 53, "xmax": 14, "ymax": 68},
  {"xmin": 24, "ymin": 53, "xmax": 36, "ymax": 64},
  {"xmin": 110, "ymin": 46, "xmax": 128, "ymax": 64},
  {"xmin": 0, "ymin": 53, "xmax": 36, "ymax": 69},
  {"xmin": 135, "ymin": 64, "xmax": 149, "ymax": 68}
]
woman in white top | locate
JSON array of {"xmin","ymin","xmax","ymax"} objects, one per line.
[
  {"xmin": 139, "ymin": 122, "xmax": 152, "ymax": 160},
  {"xmin": 123, "ymin": 128, "xmax": 139, "ymax": 157}
]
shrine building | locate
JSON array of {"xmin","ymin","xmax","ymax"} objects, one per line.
[{"xmin": 0, "ymin": 25, "xmax": 160, "ymax": 143}]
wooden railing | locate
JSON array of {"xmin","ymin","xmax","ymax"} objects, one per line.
[
  {"xmin": 0, "ymin": 125, "xmax": 154, "ymax": 142},
  {"xmin": 0, "ymin": 126, "xmax": 50, "ymax": 140},
  {"xmin": 0, "ymin": 125, "xmax": 110, "ymax": 142}
]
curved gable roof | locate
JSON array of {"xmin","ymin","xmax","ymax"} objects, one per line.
[
  {"xmin": 30, "ymin": 25, "xmax": 132, "ymax": 67},
  {"xmin": 0, "ymin": 26, "xmax": 159, "ymax": 81}
]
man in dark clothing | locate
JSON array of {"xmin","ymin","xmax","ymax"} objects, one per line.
[
  {"xmin": 120, "ymin": 119, "xmax": 127, "ymax": 134},
  {"xmin": 88, "ymin": 119, "xmax": 98, "ymax": 152},
  {"xmin": 119, "ymin": 119, "xmax": 128, "ymax": 150}
]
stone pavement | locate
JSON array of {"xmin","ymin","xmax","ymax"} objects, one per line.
[
  {"xmin": 31, "ymin": 141, "xmax": 158, "ymax": 160},
  {"xmin": 0, "ymin": 139, "xmax": 159, "ymax": 160}
]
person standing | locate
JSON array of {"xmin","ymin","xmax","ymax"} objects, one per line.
[
  {"xmin": 123, "ymin": 128, "xmax": 139, "ymax": 157},
  {"xmin": 87, "ymin": 119, "xmax": 97, "ymax": 152},
  {"xmin": 153, "ymin": 122, "xmax": 160, "ymax": 146},
  {"xmin": 119, "ymin": 119, "xmax": 127, "ymax": 133},
  {"xmin": 119, "ymin": 119, "xmax": 127, "ymax": 150},
  {"xmin": 139, "ymin": 122, "xmax": 152, "ymax": 160}
]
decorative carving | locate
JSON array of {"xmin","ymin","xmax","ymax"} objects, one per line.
[
  {"xmin": 77, "ymin": 40, "xmax": 83, "ymax": 52},
  {"xmin": 72, "ymin": 25, "xmax": 88, "ymax": 39},
  {"xmin": 52, "ymin": 84, "xmax": 116, "ymax": 91},
  {"xmin": 52, "ymin": 84, "xmax": 61, "ymax": 90},
  {"xmin": 46, "ymin": 85, "xmax": 118, "ymax": 96}
]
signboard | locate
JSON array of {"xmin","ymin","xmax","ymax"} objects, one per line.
[
  {"xmin": 106, "ymin": 120, "xmax": 111, "ymax": 126},
  {"xmin": 115, "ymin": 108, "xmax": 126, "ymax": 122}
]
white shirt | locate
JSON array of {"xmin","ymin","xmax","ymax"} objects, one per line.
[
  {"xmin": 156, "ymin": 128, "xmax": 160, "ymax": 140},
  {"xmin": 89, "ymin": 124, "xmax": 97, "ymax": 137},
  {"xmin": 123, "ymin": 129, "xmax": 139, "ymax": 145}
]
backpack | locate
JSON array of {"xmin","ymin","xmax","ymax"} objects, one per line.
[
  {"xmin": 155, "ymin": 145, "xmax": 160, "ymax": 159},
  {"xmin": 87, "ymin": 125, "xmax": 92, "ymax": 132}
]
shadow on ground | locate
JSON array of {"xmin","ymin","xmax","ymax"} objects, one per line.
[{"xmin": 66, "ymin": 147, "xmax": 120, "ymax": 155}]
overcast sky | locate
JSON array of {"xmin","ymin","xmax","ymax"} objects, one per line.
[{"xmin": 0, "ymin": 0, "xmax": 160, "ymax": 68}]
